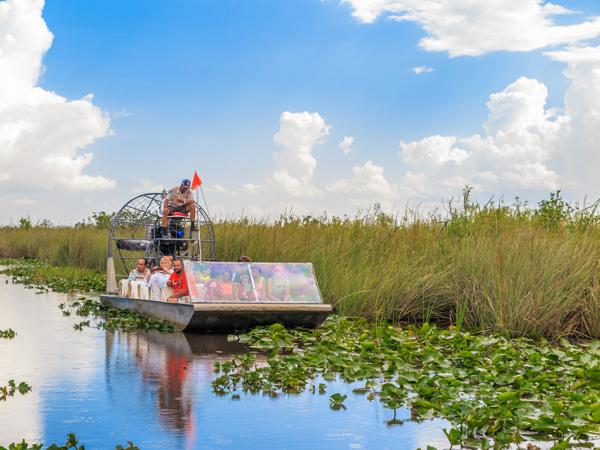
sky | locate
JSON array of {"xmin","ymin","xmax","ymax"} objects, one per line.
[{"xmin": 2, "ymin": 0, "xmax": 600, "ymax": 224}]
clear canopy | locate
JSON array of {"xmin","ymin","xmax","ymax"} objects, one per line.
[{"xmin": 183, "ymin": 261, "xmax": 323, "ymax": 304}]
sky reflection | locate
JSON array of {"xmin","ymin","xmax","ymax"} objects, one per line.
[{"xmin": 0, "ymin": 277, "xmax": 448, "ymax": 449}]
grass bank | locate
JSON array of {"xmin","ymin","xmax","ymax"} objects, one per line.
[{"xmin": 2, "ymin": 191, "xmax": 600, "ymax": 339}]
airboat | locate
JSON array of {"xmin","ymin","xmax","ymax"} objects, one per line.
[{"xmin": 100, "ymin": 192, "xmax": 332, "ymax": 332}]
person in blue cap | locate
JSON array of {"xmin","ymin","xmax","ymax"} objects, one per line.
[{"xmin": 162, "ymin": 178, "xmax": 196, "ymax": 235}]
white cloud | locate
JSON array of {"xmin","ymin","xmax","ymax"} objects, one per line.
[
  {"xmin": 210, "ymin": 184, "xmax": 227, "ymax": 193},
  {"xmin": 340, "ymin": 0, "xmax": 600, "ymax": 56},
  {"xmin": 413, "ymin": 66, "xmax": 433, "ymax": 74},
  {"xmin": 339, "ymin": 136, "xmax": 354, "ymax": 155},
  {"xmin": 132, "ymin": 178, "xmax": 164, "ymax": 193},
  {"xmin": 398, "ymin": 77, "xmax": 569, "ymax": 197},
  {"xmin": 544, "ymin": 46, "xmax": 600, "ymax": 192},
  {"xmin": 111, "ymin": 108, "xmax": 132, "ymax": 118},
  {"xmin": 0, "ymin": 0, "xmax": 115, "ymax": 193},
  {"xmin": 270, "ymin": 111, "xmax": 331, "ymax": 196},
  {"xmin": 14, "ymin": 197, "xmax": 37, "ymax": 205},
  {"xmin": 242, "ymin": 183, "xmax": 263, "ymax": 194},
  {"xmin": 327, "ymin": 160, "xmax": 398, "ymax": 201}
]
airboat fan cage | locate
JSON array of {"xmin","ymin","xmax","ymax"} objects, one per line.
[{"xmin": 108, "ymin": 192, "xmax": 216, "ymax": 278}]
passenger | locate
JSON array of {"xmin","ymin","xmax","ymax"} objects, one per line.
[
  {"xmin": 250, "ymin": 266, "xmax": 265, "ymax": 301},
  {"xmin": 265, "ymin": 264, "xmax": 291, "ymax": 302},
  {"xmin": 128, "ymin": 258, "xmax": 149, "ymax": 281},
  {"xmin": 211, "ymin": 270, "xmax": 235, "ymax": 301},
  {"xmin": 161, "ymin": 179, "xmax": 196, "ymax": 236},
  {"xmin": 147, "ymin": 256, "xmax": 173, "ymax": 300},
  {"xmin": 166, "ymin": 257, "xmax": 189, "ymax": 303},
  {"xmin": 236, "ymin": 273, "xmax": 257, "ymax": 301},
  {"xmin": 122, "ymin": 258, "xmax": 150, "ymax": 299}
]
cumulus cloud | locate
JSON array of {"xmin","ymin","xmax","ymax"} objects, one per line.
[
  {"xmin": 544, "ymin": 46, "xmax": 600, "ymax": 192},
  {"xmin": 340, "ymin": 0, "xmax": 600, "ymax": 56},
  {"xmin": 0, "ymin": 0, "xmax": 114, "ymax": 193},
  {"xmin": 327, "ymin": 160, "xmax": 398, "ymax": 201},
  {"xmin": 398, "ymin": 77, "xmax": 570, "ymax": 197},
  {"xmin": 339, "ymin": 136, "xmax": 354, "ymax": 155},
  {"xmin": 413, "ymin": 66, "xmax": 433, "ymax": 74},
  {"xmin": 208, "ymin": 184, "xmax": 228, "ymax": 193},
  {"xmin": 271, "ymin": 111, "xmax": 331, "ymax": 196},
  {"xmin": 132, "ymin": 178, "xmax": 164, "ymax": 193},
  {"xmin": 242, "ymin": 183, "xmax": 263, "ymax": 194}
]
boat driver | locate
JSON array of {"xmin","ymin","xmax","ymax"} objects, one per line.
[{"xmin": 162, "ymin": 178, "xmax": 196, "ymax": 236}]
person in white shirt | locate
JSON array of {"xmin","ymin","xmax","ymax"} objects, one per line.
[
  {"xmin": 147, "ymin": 256, "xmax": 174, "ymax": 301},
  {"xmin": 128, "ymin": 258, "xmax": 149, "ymax": 281},
  {"xmin": 121, "ymin": 258, "xmax": 150, "ymax": 299}
]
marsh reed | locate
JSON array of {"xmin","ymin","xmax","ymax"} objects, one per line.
[{"xmin": 2, "ymin": 191, "xmax": 600, "ymax": 339}]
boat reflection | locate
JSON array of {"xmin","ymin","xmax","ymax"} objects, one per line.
[{"xmin": 104, "ymin": 331, "xmax": 250, "ymax": 446}]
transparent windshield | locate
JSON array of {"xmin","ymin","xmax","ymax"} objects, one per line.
[{"xmin": 183, "ymin": 261, "xmax": 323, "ymax": 303}]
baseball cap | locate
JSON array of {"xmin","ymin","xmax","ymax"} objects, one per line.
[{"xmin": 181, "ymin": 178, "xmax": 191, "ymax": 187}]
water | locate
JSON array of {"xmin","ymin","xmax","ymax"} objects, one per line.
[{"xmin": 0, "ymin": 277, "xmax": 449, "ymax": 449}]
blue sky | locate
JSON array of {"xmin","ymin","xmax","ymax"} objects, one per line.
[{"xmin": 2, "ymin": 0, "xmax": 600, "ymax": 223}]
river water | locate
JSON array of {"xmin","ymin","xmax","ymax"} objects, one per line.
[{"xmin": 0, "ymin": 276, "xmax": 449, "ymax": 449}]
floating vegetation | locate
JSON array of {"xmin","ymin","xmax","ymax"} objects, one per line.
[
  {"xmin": 61, "ymin": 298, "xmax": 177, "ymax": 333},
  {"xmin": 215, "ymin": 318, "xmax": 600, "ymax": 449},
  {"xmin": 0, "ymin": 327, "xmax": 30, "ymax": 402},
  {"xmin": 0, "ymin": 329, "xmax": 16, "ymax": 339},
  {"xmin": 0, "ymin": 259, "xmax": 104, "ymax": 293},
  {"xmin": 0, "ymin": 433, "xmax": 139, "ymax": 450},
  {"xmin": 0, "ymin": 380, "xmax": 31, "ymax": 402}
]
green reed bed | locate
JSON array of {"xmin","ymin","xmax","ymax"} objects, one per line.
[
  {"xmin": 2, "ymin": 192, "xmax": 600, "ymax": 338},
  {"xmin": 0, "ymin": 227, "xmax": 106, "ymax": 271}
]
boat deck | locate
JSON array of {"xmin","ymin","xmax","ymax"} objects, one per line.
[{"xmin": 99, "ymin": 294, "xmax": 332, "ymax": 332}]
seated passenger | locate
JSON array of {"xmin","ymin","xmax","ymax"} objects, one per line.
[
  {"xmin": 166, "ymin": 257, "xmax": 189, "ymax": 303},
  {"xmin": 147, "ymin": 256, "xmax": 173, "ymax": 301},
  {"xmin": 162, "ymin": 179, "xmax": 196, "ymax": 236},
  {"xmin": 128, "ymin": 258, "xmax": 149, "ymax": 281},
  {"xmin": 122, "ymin": 258, "xmax": 150, "ymax": 299},
  {"xmin": 250, "ymin": 266, "xmax": 265, "ymax": 301},
  {"xmin": 211, "ymin": 270, "xmax": 235, "ymax": 301},
  {"xmin": 265, "ymin": 265, "xmax": 291, "ymax": 302},
  {"xmin": 236, "ymin": 273, "xmax": 257, "ymax": 301}
]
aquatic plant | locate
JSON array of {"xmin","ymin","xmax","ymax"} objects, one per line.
[
  {"xmin": 61, "ymin": 298, "xmax": 177, "ymax": 333},
  {"xmin": 0, "ymin": 329, "xmax": 16, "ymax": 339},
  {"xmin": 329, "ymin": 393, "xmax": 347, "ymax": 410},
  {"xmin": 0, "ymin": 328, "xmax": 30, "ymax": 402},
  {"xmin": 0, "ymin": 434, "xmax": 139, "ymax": 450},
  {"xmin": 0, "ymin": 259, "xmax": 104, "ymax": 293},
  {"xmin": 216, "ymin": 317, "xmax": 600, "ymax": 449},
  {"xmin": 0, "ymin": 380, "xmax": 31, "ymax": 402}
]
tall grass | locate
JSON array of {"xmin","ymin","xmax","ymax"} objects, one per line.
[{"xmin": 2, "ymin": 191, "xmax": 600, "ymax": 339}]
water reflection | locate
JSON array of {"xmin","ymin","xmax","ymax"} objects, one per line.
[
  {"xmin": 105, "ymin": 331, "xmax": 251, "ymax": 447},
  {"xmin": 0, "ymin": 276, "xmax": 450, "ymax": 450}
]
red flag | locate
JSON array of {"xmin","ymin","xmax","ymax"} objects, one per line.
[{"xmin": 191, "ymin": 170, "xmax": 202, "ymax": 190}]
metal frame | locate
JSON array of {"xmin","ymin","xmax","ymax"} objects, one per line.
[{"xmin": 108, "ymin": 192, "xmax": 216, "ymax": 278}]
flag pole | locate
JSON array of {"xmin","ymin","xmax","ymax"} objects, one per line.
[
  {"xmin": 200, "ymin": 185, "xmax": 211, "ymax": 218},
  {"xmin": 195, "ymin": 185, "xmax": 202, "ymax": 261}
]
